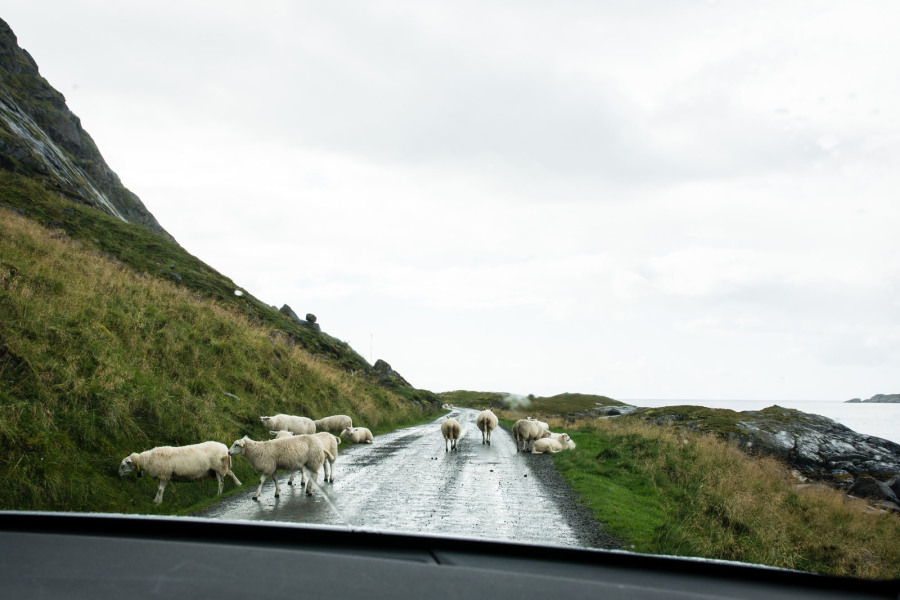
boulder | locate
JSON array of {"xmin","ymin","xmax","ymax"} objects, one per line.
[
  {"xmin": 847, "ymin": 475, "xmax": 900, "ymax": 504},
  {"xmin": 372, "ymin": 359, "xmax": 411, "ymax": 388},
  {"xmin": 279, "ymin": 304, "xmax": 321, "ymax": 332}
]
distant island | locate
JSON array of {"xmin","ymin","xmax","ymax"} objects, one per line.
[{"xmin": 846, "ymin": 393, "xmax": 900, "ymax": 403}]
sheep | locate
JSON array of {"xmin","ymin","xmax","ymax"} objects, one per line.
[
  {"xmin": 476, "ymin": 409, "xmax": 498, "ymax": 445},
  {"xmin": 441, "ymin": 417, "xmax": 461, "ymax": 452},
  {"xmin": 526, "ymin": 416, "xmax": 550, "ymax": 431},
  {"xmin": 340, "ymin": 426, "xmax": 374, "ymax": 445},
  {"xmin": 512, "ymin": 419, "xmax": 551, "ymax": 453},
  {"xmin": 531, "ymin": 433, "xmax": 576, "ymax": 454},
  {"xmin": 270, "ymin": 430, "xmax": 341, "ymax": 484},
  {"xmin": 260, "ymin": 413, "xmax": 315, "ymax": 435},
  {"xmin": 118, "ymin": 441, "xmax": 241, "ymax": 504},
  {"xmin": 228, "ymin": 434, "xmax": 333, "ymax": 499},
  {"xmin": 314, "ymin": 414, "xmax": 352, "ymax": 434}
]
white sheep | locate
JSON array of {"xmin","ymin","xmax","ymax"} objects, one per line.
[
  {"xmin": 526, "ymin": 416, "xmax": 550, "ymax": 431},
  {"xmin": 118, "ymin": 441, "xmax": 242, "ymax": 504},
  {"xmin": 314, "ymin": 414, "xmax": 353, "ymax": 434},
  {"xmin": 476, "ymin": 409, "xmax": 498, "ymax": 445},
  {"xmin": 340, "ymin": 426, "xmax": 374, "ymax": 445},
  {"xmin": 270, "ymin": 430, "xmax": 341, "ymax": 484},
  {"xmin": 531, "ymin": 433, "xmax": 576, "ymax": 454},
  {"xmin": 260, "ymin": 413, "xmax": 315, "ymax": 435},
  {"xmin": 512, "ymin": 419, "xmax": 551, "ymax": 453},
  {"xmin": 228, "ymin": 434, "xmax": 333, "ymax": 499},
  {"xmin": 441, "ymin": 417, "xmax": 461, "ymax": 452}
]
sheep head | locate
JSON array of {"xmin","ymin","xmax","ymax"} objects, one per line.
[
  {"xmin": 228, "ymin": 437, "xmax": 248, "ymax": 456},
  {"xmin": 118, "ymin": 453, "xmax": 140, "ymax": 478}
]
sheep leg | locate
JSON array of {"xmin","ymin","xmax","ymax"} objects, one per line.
[
  {"xmin": 304, "ymin": 467, "xmax": 319, "ymax": 496},
  {"xmin": 216, "ymin": 472, "xmax": 224, "ymax": 496},
  {"xmin": 273, "ymin": 472, "xmax": 281, "ymax": 498},
  {"xmin": 226, "ymin": 469, "xmax": 242, "ymax": 487},
  {"xmin": 153, "ymin": 479, "xmax": 168, "ymax": 504},
  {"xmin": 253, "ymin": 473, "xmax": 268, "ymax": 500}
]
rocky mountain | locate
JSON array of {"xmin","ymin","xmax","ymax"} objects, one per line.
[
  {"xmin": 846, "ymin": 393, "xmax": 900, "ymax": 403},
  {"xmin": 0, "ymin": 18, "xmax": 431, "ymax": 403},
  {"xmin": 0, "ymin": 18, "xmax": 171, "ymax": 240}
]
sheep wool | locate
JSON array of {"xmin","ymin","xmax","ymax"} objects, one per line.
[
  {"xmin": 272, "ymin": 431, "xmax": 342, "ymax": 485},
  {"xmin": 229, "ymin": 435, "xmax": 332, "ymax": 499},
  {"xmin": 314, "ymin": 414, "xmax": 353, "ymax": 434},
  {"xmin": 118, "ymin": 441, "xmax": 241, "ymax": 504},
  {"xmin": 260, "ymin": 414, "xmax": 315, "ymax": 435},
  {"xmin": 340, "ymin": 426, "xmax": 374, "ymax": 445},
  {"xmin": 512, "ymin": 419, "xmax": 551, "ymax": 453},
  {"xmin": 475, "ymin": 409, "xmax": 499, "ymax": 445},
  {"xmin": 441, "ymin": 417, "xmax": 461, "ymax": 452},
  {"xmin": 531, "ymin": 434, "xmax": 576, "ymax": 454}
]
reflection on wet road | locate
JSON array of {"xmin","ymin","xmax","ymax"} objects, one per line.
[{"xmin": 197, "ymin": 408, "xmax": 588, "ymax": 547}]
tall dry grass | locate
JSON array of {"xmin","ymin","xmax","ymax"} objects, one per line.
[
  {"xmin": 0, "ymin": 206, "xmax": 435, "ymax": 513},
  {"xmin": 513, "ymin": 412, "xmax": 900, "ymax": 579}
]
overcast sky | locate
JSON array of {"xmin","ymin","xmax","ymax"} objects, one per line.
[{"xmin": 6, "ymin": 1, "xmax": 900, "ymax": 400}]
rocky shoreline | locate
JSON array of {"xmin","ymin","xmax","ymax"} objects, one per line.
[
  {"xmin": 846, "ymin": 393, "xmax": 900, "ymax": 403},
  {"xmin": 617, "ymin": 404, "xmax": 900, "ymax": 512}
]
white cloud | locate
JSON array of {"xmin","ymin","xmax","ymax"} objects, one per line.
[{"xmin": 5, "ymin": 1, "xmax": 900, "ymax": 400}]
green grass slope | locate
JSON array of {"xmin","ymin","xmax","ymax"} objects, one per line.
[{"xmin": 0, "ymin": 188, "xmax": 439, "ymax": 514}]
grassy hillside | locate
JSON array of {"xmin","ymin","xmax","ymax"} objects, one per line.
[
  {"xmin": 0, "ymin": 172, "xmax": 387, "ymax": 375},
  {"xmin": 0, "ymin": 188, "xmax": 439, "ymax": 514},
  {"xmin": 439, "ymin": 390, "xmax": 623, "ymax": 414},
  {"xmin": 437, "ymin": 390, "xmax": 507, "ymax": 408}
]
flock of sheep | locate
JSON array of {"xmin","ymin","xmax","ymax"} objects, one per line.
[
  {"xmin": 442, "ymin": 407, "xmax": 577, "ymax": 455},
  {"xmin": 117, "ymin": 412, "xmax": 372, "ymax": 504},
  {"xmin": 118, "ymin": 407, "xmax": 575, "ymax": 506}
]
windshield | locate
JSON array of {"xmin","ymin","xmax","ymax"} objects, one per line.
[{"xmin": 1, "ymin": 0, "xmax": 899, "ymax": 582}]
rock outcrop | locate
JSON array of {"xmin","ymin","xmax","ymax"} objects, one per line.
[
  {"xmin": 634, "ymin": 405, "xmax": 900, "ymax": 494},
  {"xmin": 0, "ymin": 18, "xmax": 171, "ymax": 239},
  {"xmin": 373, "ymin": 359, "xmax": 411, "ymax": 388},
  {"xmin": 278, "ymin": 304, "xmax": 321, "ymax": 332}
]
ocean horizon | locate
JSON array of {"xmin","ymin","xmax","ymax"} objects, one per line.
[{"xmin": 622, "ymin": 399, "xmax": 900, "ymax": 445}]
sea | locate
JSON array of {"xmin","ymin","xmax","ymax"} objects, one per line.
[{"xmin": 623, "ymin": 399, "xmax": 900, "ymax": 446}]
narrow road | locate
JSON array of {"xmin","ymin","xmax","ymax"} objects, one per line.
[{"xmin": 197, "ymin": 408, "xmax": 618, "ymax": 549}]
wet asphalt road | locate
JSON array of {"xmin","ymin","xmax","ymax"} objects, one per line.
[{"xmin": 196, "ymin": 408, "xmax": 619, "ymax": 549}]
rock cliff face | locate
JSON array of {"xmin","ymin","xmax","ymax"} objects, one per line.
[{"xmin": 0, "ymin": 18, "xmax": 171, "ymax": 239}]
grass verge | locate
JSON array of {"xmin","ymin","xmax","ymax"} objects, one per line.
[{"xmin": 498, "ymin": 412, "xmax": 900, "ymax": 579}]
